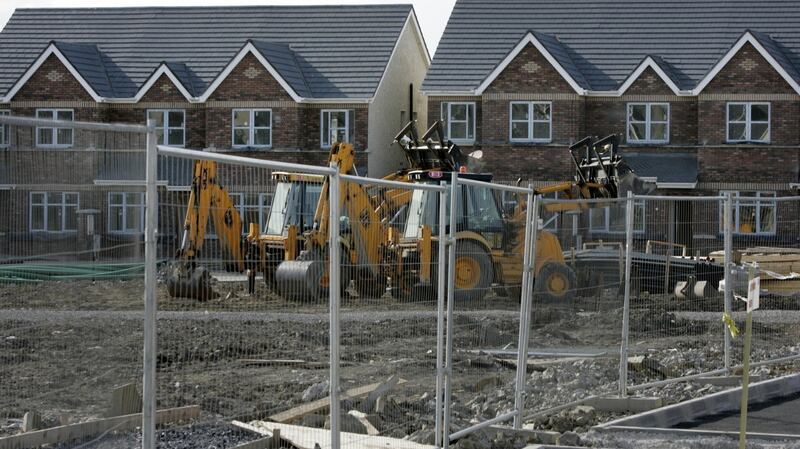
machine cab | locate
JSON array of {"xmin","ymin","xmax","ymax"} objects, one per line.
[{"xmin": 264, "ymin": 173, "xmax": 324, "ymax": 237}]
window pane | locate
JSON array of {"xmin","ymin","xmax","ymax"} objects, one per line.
[
  {"xmin": 751, "ymin": 123, "xmax": 769, "ymax": 141},
  {"xmin": 254, "ymin": 111, "xmax": 271, "ymax": 128},
  {"xmin": 56, "ymin": 128, "xmax": 72, "ymax": 145},
  {"xmin": 759, "ymin": 204, "xmax": 776, "ymax": 233},
  {"xmin": 38, "ymin": 128, "xmax": 53, "ymax": 145},
  {"xmin": 37, "ymin": 110, "xmax": 53, "ymax": 119},
  {"xmin": 629, "ymin": 105, "xmax": 646, "ymax": 122},
  {"xmin": 511, "ymin": 122, "xmax": 529, "ymax": 140},
  {"xmin": 728, "ymin": 123, "xmax": 747, "ymax": 141},
  {"xmin": 64, "ymin": 205, "xmax": 77, "ymax": 231},
  {"xmin": 729, "ymin": 104, "xmax": 746, "ymax": 122},
  {"xmin": 334, "ymin": 128, "xmax": 347, "ymax": 144},
  {"xmin": 110, "ymin": 205, "xmax": 123, "ymax": 231},
  {"xmin": 738, "ymin": 204, "xmax": 756, "ymax": 233},
  {"xmin": 168, "ymin": 111, "xmax": 184, "ymax": 128},
  {"xmin": 156, "ymin": 129, "xmax": 165, "ymax": 145},
  {"xmin": 234, "ymin": 111, "xmax": 250, "ymax": 127},
  {"xmin": 629, "ymin": 123, "xmax": 646, "ymax": 140},
  {"xmin": 31, "ymin": 206, "xmax": 44, "ymax": 230},
  {"xmin": 590, "ymin": 210, "xmax": 606, "ymax": 231},
  {"xmin": 751, "ymin": 104, "xmax": 769, "ymax": 122},
  {"xmin": 511, "ymin": 103, "xmax": 529, "ymax": 121},
  {"xmin": 331, "ymin": 111, "xmax": 346, "ymax": 128},
  {"xmin": 233, "ymin": 129, "xmax": 249, "ymax": 146},
  {"xmin": 168, "ymin": 129, "xmax": 184, "ymax": 146},
  {"xmin": 126, "ymin": 193, "xmax": 142, "ymax": 205},
  {"xmin": 47, "ymin": 205, "xmax": 62, "ymax": 231},
  {"xmin": 110, "ymin": 193, "xmax": 123, "ymax": 205},
  {"xmin": 533, "ymin": 122, "xmax": 550, "ymax": 140},
  {"xmin": 450, "ymin": 104, "xmax": 467, "ymax": 121},
  {"xmin": 634, "ymin": 202, "xmax": 646, "ymax": 231},
  {"xmin": 533, "ymin": 103, "xmax": 550, "ymax": 120},
  {"xmin": 47, "ymin": 192, "xmax": 62, "ymax": 203},
  {"xmin": 322, "ymin": 112, "xmax": 331, "ymax": 145},
  {"xmin": 450, "ymin": 122, "xmax": 467, "ymax": 140},
  {"xmin": 149, "ymin": 111, "xmax": 165, "ymax": 127},
  {"xmin": 126, "ymin": 206, "xmax": 142, "ymax": 231},
  {"xmin": 650, "ymin": 123, "xmax": 667, "ymax": 141},
  {"xmin": 651, "ymin": 104, "xmax": 668, "ymax": 122},
  {"xmin": 255, "ymin": 129, "xmax": 271, "ymax": 146},
  {"xmin": 57, "ymin": 110, "xmax": 73, "ymax": 121},
  {"xmin": 32, "ymin": 193, "xmax": 45, "ymax": 204},
  {"xmin": 65, "ymin": 193, "xmax": 79, "ymax": 205}
]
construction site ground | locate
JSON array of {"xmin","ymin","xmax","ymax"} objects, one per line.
[{"xmin": 2, "ymin": 277, "xmax": 799, "ymax": 448}]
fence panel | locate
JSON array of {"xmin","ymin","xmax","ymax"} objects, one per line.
[
  {"xmin": 727, "ymin": 196, "xmax": 800, "ymax": 371},
  {"xmin": 521, "ymin": 197, "xmax": 625, "ymax": 429},
  {"xmin": 624, "ymin": 196, "xmax": 728, "ymax": 391},
  {"xmin": 152, "ymin": 148, "xmax": 334, "ymax": 447},
  {"xmin": 0, "ymin": 118, "xmax": 145, "ymax": 446}
]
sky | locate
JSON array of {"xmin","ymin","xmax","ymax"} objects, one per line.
[{"xmin": 0, "ymin": 0, "xmax": 456, "ymax": 55}]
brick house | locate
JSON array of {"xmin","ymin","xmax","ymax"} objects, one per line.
[
  {"xmin": 422, "ymin": 0, "xmax": 800, "ymax": 252},
  {"xmin": 0, "ymin": 5, "xmax": 429, "ymax": 261}
]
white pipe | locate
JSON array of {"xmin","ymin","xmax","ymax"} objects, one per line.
[
  {"xmin": 435, "ymin": 181, "xmax": 447, "ymax": 449},
  {"xmin": 618, "ymin": 191, "xmax": 634, "ymax": 397},
  {"xmin": 142, "ymin": 120, "xmax": 158, "ymax": 449},
  {"xmin": 328, "ymin": 162, "xmax": 342, "ymax": 449},
  {"xmin": 442, "ymin": 173, "xmax": 458, "ymax": 449},
  {"xmin": 157, "ymin": 145, "xmax": 337, "ymax": 176}
]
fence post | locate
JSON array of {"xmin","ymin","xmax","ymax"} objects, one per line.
[
  {"xmin": 328, "ymin": 163, "xmax": 341, "ymax": 449},
  {"xmin": 723, "ymin": 192, "xmax": 733, "ymax": 374},
  {"xmin": 442, "ymin": 173, "xmax": 459, "ymax": 449},
  {"xmin": 513, "ymin": 190, "xmax": 539, "ymax": 429},
  {"xmin": 435, "ymin": 181, "xmax": 447, "ymax": 449},
  {"xmin": 618, "ymin": 191, "xmax": 635, "ymax": 397},
  {"xmin": 142, "ymin": 120, "xmax": 158, "ymax": 449}
]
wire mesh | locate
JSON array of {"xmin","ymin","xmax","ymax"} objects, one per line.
[
  {"xmin": 0, "ymin": 118, "xmax": 145, "ymax": 445},
  {"xmin": 522, "ymin": 197, "xmax": 625, "ymax": 429}
]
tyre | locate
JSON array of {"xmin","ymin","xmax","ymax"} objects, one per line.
[
  {"xmin": 534, "ymin": 262, "xmax": 577, "ymax": 303},
  {"xmin": 355, "ymin": 268, "xmax": 388, "ymax": 299},
  {"xmin": 453, "ymin": 241, "xmax": 494, "ymax": 302}
]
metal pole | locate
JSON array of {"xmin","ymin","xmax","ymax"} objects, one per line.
[
  {"xmin": 724, "ymin": 192, "xmax": 734, "ymax": 373},
  {"xmin": 442, "ymin": 174, "xmax": 459, "ymax": 449},
  {"xmin": 618, "ymin": 192, "xmax": 634, "ymax": 397},
  {"xmin": 739, "ymin": 263, "xmax": 757, "ymax": 449},
  {"xmin": 142, "ymin": 120, "xmax": 158, "ymax": 449},
  {"xmin": 328, "ymin": 162, "xmax": 342, "ymax": 449},
  {"xmin": 513, "ymin": 191, "xmax": 539, "ymax": 429},
  {"xmin": 435, "ymin": 181, "xmax": 447, "ymax": 449}
]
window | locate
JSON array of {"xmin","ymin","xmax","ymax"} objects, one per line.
[
  {"xmin": 36, "ymin": 109, "xmax": 74, "ymax": 148},
  {"xmin": 727, "ymin": 103, "xmax": 770, "ymax": 143},
  {"xmin": 258, "ymin": 193, "xmax": 273, "ymax": 230},
  {"xmin": 510, "ymin": 101, "xmax": 552, "ymax": 142},
  {"xmin": 0, "ymin": 110, "xmax": 9, "ymax": 148},
  {"xmin": 232, "ymin": 109, "xmax": 272, "ymax": 148},
  {"xmin": 627, "ymin": 103, "xmax": 669, "ymax": 143},
  {"xmin": 723, "ymin": 191, "xmax": 776, "ymax": 235},
  {"xmin": 321, "ymin": 110, "xmax": 355, "ymax": 148},
  {"xmin": 30, "ymin": 192, "xmax": 79, "ymax": 232},
  {"xmin": 109, "ymin": 192, "xmax": 145, "ymax": 234},
  {"xmin": 441, "ymin": 102, "xmax": 475, "ymax": 143},
  {"xmin": 589, "ymin": 200, "xmax": 645, "ymax": 233},
  {"xmin": 148, "ymin": 110, "xmax": 185, "ymax": 147}
]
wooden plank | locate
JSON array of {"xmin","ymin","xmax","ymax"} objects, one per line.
[
  {"xmin": 359, "ymin": 375, "xmax": 400, "ymax": 413},
  {"xmin": 109, "ymin": 383, "xmax": 142, "ymax": 417},
  {"xmin": 0, "ymin": 406, "xmax": 200, "ymax": 449},
  {"xmin": 244, "ymin": 421, "xmax": 435, "ymax": 449},
  {"xmin": 268, "ymin": 379, "xmax": 406, "ymax": 424}
]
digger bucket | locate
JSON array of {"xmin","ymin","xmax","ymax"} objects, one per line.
[
  {"xmin": 166, "ymin": 262, "xmax": 218, "ymax": 301},
  {"xmin": 274, "ymin": 258, "xmax": 327, "ymax": 301}
]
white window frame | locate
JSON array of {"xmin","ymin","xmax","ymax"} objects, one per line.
[
  {"xmin": 232, "ymin": 109, "xmax": 272, "ymax": 149},
  {"xmin": 721, "ymin": 191, "xmax": 777, "ymax": 236},
  {"xmin": 35, "ymin": 108, "xmax": 74, "ymax": 148},
  {"xmin": 627, "ymin": 102, "xmax": 670, "ymax": 144},
  {"xmin": 589, "ymin": 199, "xmax": 646, "ymax": 234},
  {"xmin": 726, "ymin": 102, "xmax": 770, "ymax": 143},
  {"xmin": 441, "ymin": 102, "xmax": 476, "ymax": 144},
  {"xmin": 0, "ymin": 110, "xmax": 9, "ymax": 148},
  {"xmin": 29, "ymin": 191, "xmax": 79, "ymax": 233},
  {"xmin": 147, "ymin": 109, "xmax": 186, "ymax": 147},
  {"xmin": 108, "ymin": 192, "xmax": 145, "ymax": 234},
  {"xmin": 320, "ymin": 109, "xmax": 351, "ymax": 149},
  {"xmin": 509, "ymin": 101, "xmax": 552, "ymax": 143}
]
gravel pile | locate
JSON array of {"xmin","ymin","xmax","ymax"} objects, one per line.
[{"xmin": 52, "ymin": 422, "xmax": 261, "ymax": 449}]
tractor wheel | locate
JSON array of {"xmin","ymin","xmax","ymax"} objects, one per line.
[
  {"xmin": 453, "ymin": 241, "xmax": 494, "ymax": 302},
  {"xmin": 355, "ymin": 269, "xmax": 388, "ymax": 299},
  {"xmin": 534, "ymin": 262, "xmax": 577, "ymax": 303}
]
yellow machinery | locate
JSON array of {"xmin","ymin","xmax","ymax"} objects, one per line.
[{"xmin": 394, "ymin": 125, "xmax": 650, "ymax": 302}]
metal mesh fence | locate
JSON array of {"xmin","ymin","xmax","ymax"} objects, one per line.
[
  {"xmin": 0, "ymin": 119, "xmax": 146, "ymax": 445},
  {"xmin": 523, "ymin": 198, "xmax": 625, "ymax": 425}
]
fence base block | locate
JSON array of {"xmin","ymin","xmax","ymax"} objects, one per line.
[
  {"xmin": 587, "ymin": 396, "xmax": 663, "ymax": 413},
  {"xmin": 697, "ymin": 375, "xmax": 763, "ymax": 387}
]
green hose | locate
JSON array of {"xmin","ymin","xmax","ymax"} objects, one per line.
[{"xmin": 0, "ymin": 262, "xmax": 146, "ymax": 283}]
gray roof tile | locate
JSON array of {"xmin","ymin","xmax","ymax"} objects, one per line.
[
  {"xmin": 624, "ymin": 152, "xmax": 697, "ymax": 185},
  {"xmin": 424, "ymin": 0, "xmax": 800, "ymax": 92},
  {"xmin": 0, "ymin": 5, "xmax": 412, "ymax": 99}
]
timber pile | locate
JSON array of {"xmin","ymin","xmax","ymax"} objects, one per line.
[{"xmin": 740, "ymin": 247, "xmax": 800, "ymax": 294}]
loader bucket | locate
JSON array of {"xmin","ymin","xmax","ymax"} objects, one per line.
[
  {"xmin": 274, "ymin": 258, "xmax": 326, "ymax": 301},
  {"xmin": 166, "ymin": 262, "xmax": 218, "ymax": 301},
  {"xmin": 617, "ymin": 163, "xmax": 656, "ymax": 197}
]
